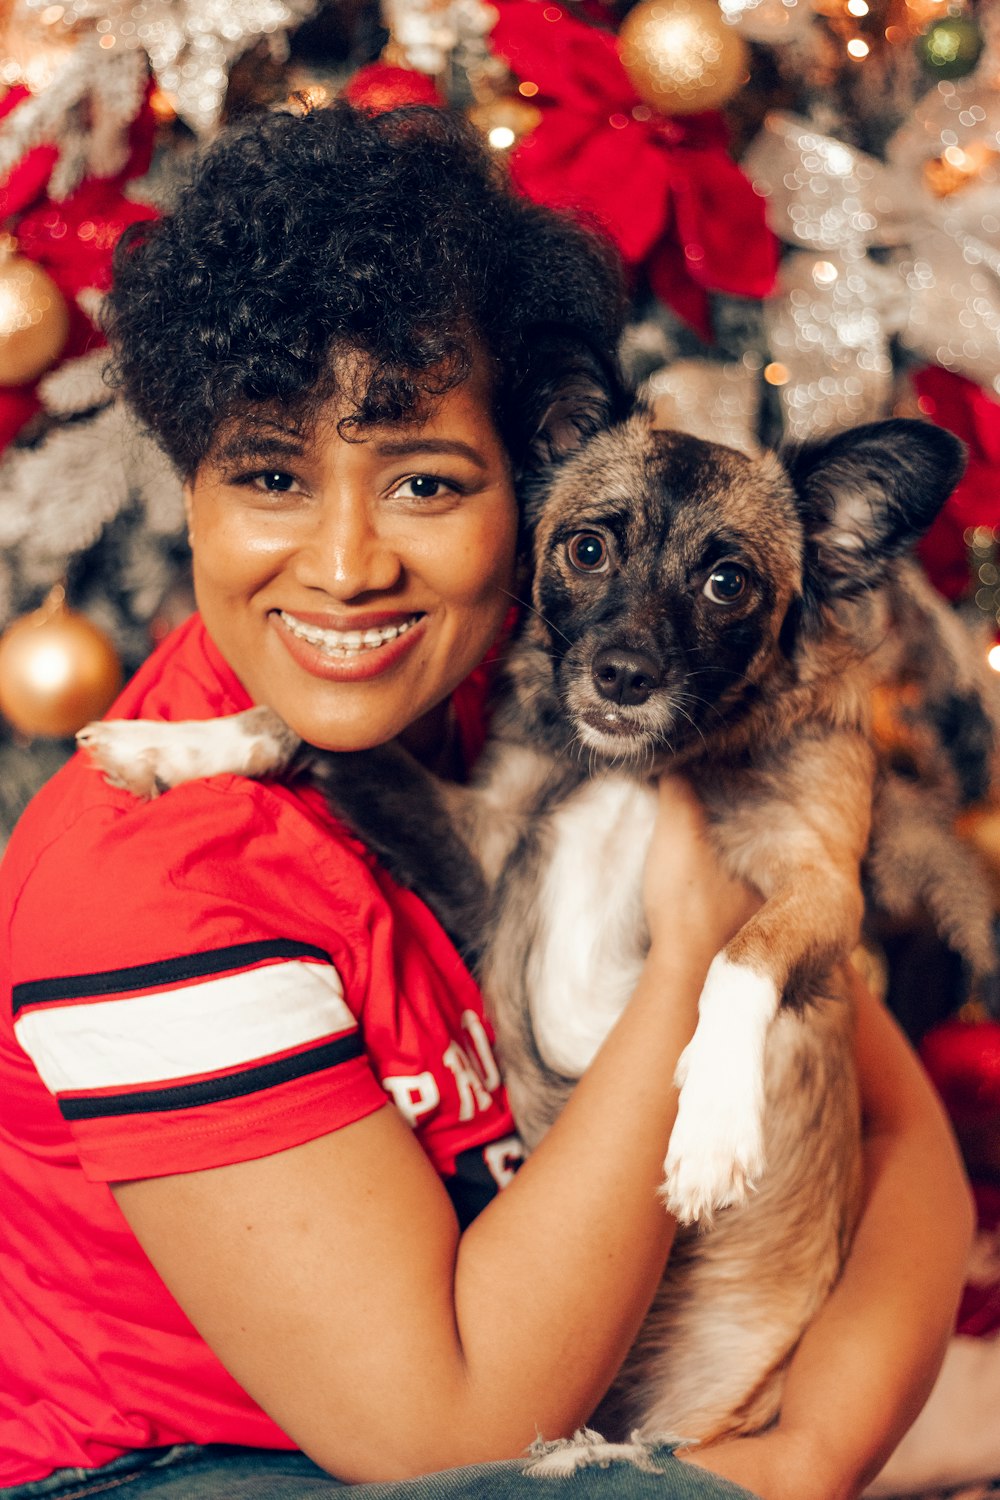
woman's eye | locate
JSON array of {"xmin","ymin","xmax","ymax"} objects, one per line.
[
  {"xmin": 392, "ymin": 475, "xmax": 451, "ymax": 501},
  {"xmin": 251, "ymin": 471, "xmax": 299, "ymax": 494},
  {"xmin": 567, "ymin": 532, "xmax": 609, "ymax": 573},
  {"xmin": 703, "ymin": 563, "xmax": 749, "ymax": 605}
]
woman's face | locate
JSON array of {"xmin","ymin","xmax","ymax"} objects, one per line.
[{"xmin": 184, "ymin": 359, "xmax": 519, "ymax": 756}]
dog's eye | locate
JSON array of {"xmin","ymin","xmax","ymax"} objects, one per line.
[
  {"xmin": 703, "ymin": 564, "xmax": 749, "ymax": 604},
  {"xmin": 567, "ymin": 533, "xmax": 609, "ymax": 573}
]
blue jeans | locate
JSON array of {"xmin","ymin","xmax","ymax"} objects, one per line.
[{"xmin": 0, "ymin": 1444, "xmax": 759, "ymax": 1499}]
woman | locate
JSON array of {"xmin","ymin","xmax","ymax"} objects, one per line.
[{"xmin": 0, "ymin": 102, "xmax": 973, "ymax": 1499}]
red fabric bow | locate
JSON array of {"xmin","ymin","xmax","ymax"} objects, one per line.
[
  {"xmin": 0, "ymin": 82, "xmax": 158, "ymax": 454},
  {"xmin": 489, "ymin": 0, "xmax": 778, "ymax": 339},
  {"xmin": 913, "ymin": 366, "xmax": 1000, "ymax": 602}
]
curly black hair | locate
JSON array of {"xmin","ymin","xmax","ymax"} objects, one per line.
[{"xmin": 106, "ymin": 102, "xmax": 626, "ymax": 477}]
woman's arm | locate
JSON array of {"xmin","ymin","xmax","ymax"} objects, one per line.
[
  {"xmin": 681, "ymin": 972, "xmax": 976, "ymax": 1500},
  {"xmin": 112, "ymin": 778, "xmax": 756, "ymax": 1484}
]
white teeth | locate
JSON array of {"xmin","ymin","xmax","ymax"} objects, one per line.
[{"xmin": 279, "ymin": 611, "xmax": 418, "ymax": 657}]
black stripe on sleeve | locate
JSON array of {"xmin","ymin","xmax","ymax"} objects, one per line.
[
  {"xmin": 12, "ymin": 939, "xmax": 333, "ymax": 1015},
  {"xmin": 58, "ymin": 1032, "xmax": 366, "ymax": 1120}
]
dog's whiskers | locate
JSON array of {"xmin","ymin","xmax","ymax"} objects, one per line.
[
  {"xmin": 498, "ymin": 586, "xmax": 573, "ymax": 649},
  {"xmin": 670, "ymin": 701, "xmax": 711, "ymax": 755}
]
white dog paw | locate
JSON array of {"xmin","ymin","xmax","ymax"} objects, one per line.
[
  {"xmin": 662, "ymin": 1085, "xmax": 765, "ymax": 1225},
  {"xmin": 75, "ymin": 721, "xmax": 173, "ymax": 798},
  {"xmin": 77, "ymin": 707, "xmax": 297, "ymax": 800},
  {"xmin": 660, "ymin": 956, "xmax": 779, "ymax": 1225}
]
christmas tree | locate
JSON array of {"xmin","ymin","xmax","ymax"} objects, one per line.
[{"xmin": 2, "ymin": 6, "xmax": 1000, "ymax": 1472}]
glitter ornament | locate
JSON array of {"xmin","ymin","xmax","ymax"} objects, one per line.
[
  {"xmin": 917, "ymin": 14, "xmax": 985, "ymax": 82},
  {"xmin": 0, "ymin": 586, "xmax": 121, "ymax": 739},
  {"xmin": 618, "ymin": 0, "xmax": 748, "ymax": 116},
  {"xmin": 0, "ymin": 241, "xmax": 70, "ymax": 388}
]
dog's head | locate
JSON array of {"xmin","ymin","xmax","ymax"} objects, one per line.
[{"xmin": 515, "ymin": 362, "xmax": 964, "ymax": 764}]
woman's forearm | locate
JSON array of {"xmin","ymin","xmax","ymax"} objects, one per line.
[
  {"xmin": 779, "ymin": 981, "xmax": 974, "ymax": 1495},
  {"xmin": 684, "ymin": 976, "xmax": 975, "ymax": 1500},
  {"xmin": 450, "ymin": 940, "xmax": 707, "ymax": 1448}
]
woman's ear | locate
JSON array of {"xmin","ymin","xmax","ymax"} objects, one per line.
[{"xmin": 182, "ymin": 480, "xmax": 196, "ymax": 549}]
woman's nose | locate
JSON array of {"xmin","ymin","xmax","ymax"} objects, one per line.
[{"xmin": 294, "ymin": 494, "xmax": 403, "ymax": 599}]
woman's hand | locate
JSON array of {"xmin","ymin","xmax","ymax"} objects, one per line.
[
  {"xmin": 680, "ymin": 1426, "xmax": 838, "ymax": 1500},
  {"xmin": 678, "ymin": 969, "xmax": 975, "ymax": 1500},
  {"xmin": 642, "ymin": 775, "xmax": 759, "ymax": 964}
]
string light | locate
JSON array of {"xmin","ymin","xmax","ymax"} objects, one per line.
[{"xmin": 965, "ymin": 529, "xmax": 1000, "ymax": 671}]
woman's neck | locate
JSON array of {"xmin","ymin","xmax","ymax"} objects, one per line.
[{"xmin": 397, "ymin": 700, "xmax": 463, "ymax": 781}]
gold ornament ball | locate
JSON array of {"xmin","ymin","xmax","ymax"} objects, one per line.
[
  {"xmin": 0, "ymin": 253, "xmax": 70, "ymax": 388},
  {"xmin": 619, "ymin": 0, "xmax": 748, "ymax": 116},
  {"xmin": 0, "ymin": 594, "xmax": 122, "ymax": 740}
]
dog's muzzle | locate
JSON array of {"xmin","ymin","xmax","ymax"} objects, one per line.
[{"xmin": 591, "ymin": 647, "xmax": 663, "ymax": 707}]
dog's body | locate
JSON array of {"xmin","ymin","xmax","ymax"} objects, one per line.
[{"xmin": 80, "ymin": 411, "xmax": 971, "ymax": 1445}]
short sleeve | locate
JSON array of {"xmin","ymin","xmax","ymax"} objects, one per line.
[{"xmin": 7, "ymin": 773, "xmax": 389, "ymax": 1182}]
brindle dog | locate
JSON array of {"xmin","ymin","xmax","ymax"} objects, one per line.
[{"xmin": 80, "ymin": 395, "xmax": 967, "ymax": 1445}]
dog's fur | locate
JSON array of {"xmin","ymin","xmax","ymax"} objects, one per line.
[{"xmin": 80, "ymin": 398, "xmax": 971, "ymax": 1445}]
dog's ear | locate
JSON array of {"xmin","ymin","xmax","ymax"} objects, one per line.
[
  {"xmin": 785, "ymin": 418, "xmax": 965, "ymax": 610},
  {"xmin": 517, "ymin": 331, "xmax": 629, "ymax": 471}
]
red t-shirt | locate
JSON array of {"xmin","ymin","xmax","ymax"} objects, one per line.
[{"xmin": 0, "ymin": 614, "xmax": 522, "ymax": 1485}]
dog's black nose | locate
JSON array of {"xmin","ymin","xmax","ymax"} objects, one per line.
[{"xmin": 591, "ymin": 648, "xmax": 662, "ymax": 707}]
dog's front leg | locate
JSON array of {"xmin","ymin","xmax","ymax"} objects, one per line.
[
  {"xmin": 662, "ymin": 736, "xmax": 873, "ymax": 1225},
  {"xmin": 663, "ymin": 869, "xmax": 864, "ymax": 1224},
  {"xmin": 77, "ymin": 707, "xmax": 299, "ymax": 798}
]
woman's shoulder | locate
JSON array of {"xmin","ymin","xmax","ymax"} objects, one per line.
[
  {"xmin": 4, "ymin": 613, "xmax": 372, "ymax": 929},
  {"xmin": 1, "ymin": 634, "xmax": 384, "ymax": 1017},
  {"xmin": 4, "ymin": 757, "xmax": 377, "ymax": 976}
]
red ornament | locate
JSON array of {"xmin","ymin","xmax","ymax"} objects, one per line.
[
  {"xmin": 343, "ymin": 64, "xmax": 445, "ymax": 115},
  {"xmin": 913, "ymin": 366, "xmax": 1000, "ymax": 601},
  {"xmin": 921, "ymin": 1019, "xmax": 1000, "ymax": 1336},
  {"xmin": 957, "ymin": 1181, "xmax": 1000, "ymax": 1338},
  {"xmin": 489, "ymin": 0, "xmax": 778, "ymax": 339},
  {"xmin": 0, "ymin": 81, "xmax": 158, "ymax": 455},
  {"xmin": 922, "ymin": 1017, "xmax": 1000, "ymax": 1125}
]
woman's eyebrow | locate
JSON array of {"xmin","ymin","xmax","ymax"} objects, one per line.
[
  {"xmin": 372, "ymin": 437, "xmax": 489, "ymax": 468},
  {"xmin": 212, "ymin": 431, "xmax": 306, "ymax": 463}
]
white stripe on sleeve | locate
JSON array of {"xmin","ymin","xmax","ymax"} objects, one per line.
[{"xmin": 14, "ymin": 960, "xmax": 354, "ymax": 1094}]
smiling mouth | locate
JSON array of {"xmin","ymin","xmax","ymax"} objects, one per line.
[{"xmin": 277, "ymin": 611, "xmax": 422, "ymax": 658}]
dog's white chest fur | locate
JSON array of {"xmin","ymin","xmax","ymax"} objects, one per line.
[{"xmin": 529, "ymin": 774, "xmax": 654, "ymax": 1078}]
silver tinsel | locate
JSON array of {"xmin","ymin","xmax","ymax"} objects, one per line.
[
  {"xmin": 0, "ymin": 35, "xmax": 147, "ymax": 199},
  {"xmin": 722, "ymin": 0, "xmax": 816, "ymax": 46},
  {"xmin": 643, "ymin": 357, "xmax": 761, "ymax": 455},
  {"xmin": 381, "ymin": 0, "xmax": 502, "ymax": 92},
  {"xmin": 744, "ymin": 100, "xmax": 1000, "ymax": 440},
  {"xmin": 18, "ymin": 0, "xmax": 320, "ymax": 133},
  {"xmin": 0, "ymin": 350, "xmax": 185, "ymax": 627}
]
